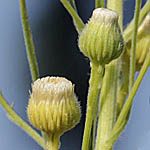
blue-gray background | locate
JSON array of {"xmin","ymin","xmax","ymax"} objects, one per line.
[{"xmin": 0, "ymin": 0, "xmax": 150, "ymax": 150}]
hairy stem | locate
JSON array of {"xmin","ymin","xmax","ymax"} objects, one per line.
[
  {"xmin": 96, "ymin": 60, "xmax": 118, "ymax": 150},
  {"xmin": 94, "ymin": 1, "xmax": 124, "ymax": 149},
  {"xmin": 60, "ymin": 0, "xmax": 84, "ymax": 34},
  {"xmin": 108, "ymin": 45, "xmax": 150, "ymax": 149},
  {"xmin": 117, "ymin": 55, "xmax": 129, "ymax": 115},
  {"xmin": 19, "ymin": 0, "xmax": 39, "ymax": 81},
  {"xmin": 46, "ymin": 134, "xmax": 60, "ymax": 150},
  {"xmin": 0, "ymin": 92, "xmax": 45, "ymax": 148},
  {"xmin": 82, "ymin": 63, "xmax": 104, "ymax": 150},
  {"xmin": 19, "ymin": 0, "xmax": 48, "ymax": 142},
  {"xmin": 69, "ymin": 0, "xmax": 77, "ymax": 11}
]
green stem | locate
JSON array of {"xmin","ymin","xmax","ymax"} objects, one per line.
[
  {"xmin": 124, "ymin": 0, "xmax": 150, "ymax": 41},
  {"xmin": 95, "ymin": 60, "xmax": 118, "ymax": 150},
  {"xmin": 108, "ymin": 48, "xmax": 150, "ymax": 149},
  {"xmin": 69, "ymin": 0, "xmax": 77, "ymax": 11},
  {"xmin": 60, "ymin": 0, "xmax": 84, "ymax": 34},
  {"xmin": 107, "ymin": 0, "xmax": 123, "ymax": 29},
  {"xmin": 90, "ymin": 88, "xmax": 101, "ymax": 150},
  {"xmin": 117, "ymin": 54, "xmax": 129, "ymax": 115},
  {"xmin": 129, "ymin": 0, "xmax": 141, "ymax": 92},
  {"xmin": 0, "ymin": 91, "xmax": 45, "ymax": 148},
  {"xmin": 82, "ymin": 63, "xmax": 104, "ymax": 150},
  {"xmin": 19, "ymin": 0, "xmax": 39, "ymax": 82},
  {"xmin": 95, "ymin": 0, "xmax": 105, "ymax": 8},
  {"xmin": 19, "ymin": 0, "xmax": 48, "ymax": 142},
  {"xmin": 46, "ymin": 134, "xmax": 60, "ymax": 150},
  {"xmin": 91, "ymin": 118, "xmax": 97, "ymax": 149},
  {"xmin": 107, "ymin": 0, "xmax": 124, "ymax": 116},
  {"xmin": 93, "ymin": 1, "xmax": 124, "ymax": 149}
]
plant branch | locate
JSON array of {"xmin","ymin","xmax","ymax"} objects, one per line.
[
  {"xmin": 117, "ymin": 55, "xmax": 129, "ymax": 114},
  {"xmin": 19, "ymin": 0, "xmax": 39, "ymax": 82},
  {"xmin": 46, "ymin": 134, "xmax": 60, "ymax": 150},
  {"xmin": 129, "ymin": 0, "xmax": 141, "ymax": 92},
  {"xmin": 82, "ymin": 63, "xmax": 104, "ymax": 150},
  {"xmin": 0, "ymin": 91, "xmax": 45, "ymax": 148},
  {"xmin": 19, "ymin": 0, "xmax": 49, "ymax": 142},
  {"xmin": 96, "ymin": 60, "xmax": 118, "ymax": 150},
  {"xmin": 108, "ymin": 44, "xmax": 150, "ymax": 148},
  {"xmin": 69, "ymin": 0, "xmax": 77, "ymax": 11},
  {"xmin": 60, "ymin": 0, "xmax": 84, "ymax": 34}
]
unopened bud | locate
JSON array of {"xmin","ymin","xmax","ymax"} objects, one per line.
[
  {"xmin": 78, "ymin": 8, "xmax": 124, "ymax": 65},
  {"xmin": 135, "ymin": 37, "xmax": 150, "ymax": 70},
  {"xmin": 136, "ymin": 13, "xmax": 150, "ymax": 70},
  {"xmin": 138, "ymin": 12, "xmax": 150, "ymax": 37},
  {"xmin": 127, "ymin": 13, "xmax": 150, "ymax": 71},
  {"xmin": 27, "ymin": 76, "xmax": 81, "ymax": 136}
]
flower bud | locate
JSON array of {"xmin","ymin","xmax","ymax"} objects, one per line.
[
  {"xmin": 136, "ymin": 13, "xmax": 150, "ymax": 70},
  {"xmin": 135, "ymin": 37, "xmax": 150, "ymax": 71},
  {"xmin": 127, "ymin": 13, "xmax": 150, "ymax": 71},
  {"xmin": 27, "ymin": 76, "xmax": 81, "ymax": 136},
  {"xmin": 138, "ymin": 12, "xmax": 150, "ymax": 38},
  {"xmin": 78, "ymin": 8, "xmax": 124, "ymax": 65}
]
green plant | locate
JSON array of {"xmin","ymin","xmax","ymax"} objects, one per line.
[{"xmin": 0, "ymin": 0, "xmax": 150, "ymax": 150}]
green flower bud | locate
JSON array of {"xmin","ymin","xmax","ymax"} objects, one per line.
[
  {"xmin": 135, "ymin": 37, "xmax": 150, "ymax": 71},
  {"xmin": 78, "ymin": 8, "xmax": 124, "ymax": 65},
  {"xmin": 127, "ymin": 13, "xmax": 150, "ymax": 71},
  {"xmin": 27, "ymin": 76, "xmax": 81, "ymax": 135},
  {"xmin": 135, "ymin": 13, "xmax": 150, "ymax": 70},
  {"xmin": 138, "ymin": 12, "xmax": 150, "ymax": 38}
]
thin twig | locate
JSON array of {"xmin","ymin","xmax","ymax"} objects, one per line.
[
  {"xmin": 0, "ymin": 91, "xmax": 45, "ymax": 148},
  {"xmin": 69, "ymin": 0, "xmax": 77, "ymax": 11},
  {"xmin": 108, "ymin": 42, "xmax": 150, "ymax": 149},
  {"xmin": 19, "ymin": 0, "xmax": 39, "ymax": 81},
  {"xmin": 129, "ymin": 0, "xmax": 141, "ymax": 91},
  {"xmin": 60, "ymin": 0, "xmax": 84, "ymax": 34}
]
